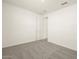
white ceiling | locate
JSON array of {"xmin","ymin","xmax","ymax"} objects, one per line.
[{"xmin": 3, "ymin": 0, "xmax": 76, "ymax": 15}]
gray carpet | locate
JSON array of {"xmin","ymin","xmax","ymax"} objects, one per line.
[{"xmin": 2, "ymin": 39, "xmax": 77, "ymax": 59}]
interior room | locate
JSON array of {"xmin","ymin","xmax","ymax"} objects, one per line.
[{"xmin": 2, "ymin": 0, "xmax": 77, "ymax": 59}]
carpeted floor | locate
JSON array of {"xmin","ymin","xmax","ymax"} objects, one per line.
[{"xmin": 2, "ymin": 39, "xmax": 77, "ymax": 59}]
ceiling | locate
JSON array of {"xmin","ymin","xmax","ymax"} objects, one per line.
[{"xmin": 3, "ymin": 0, "xmax": 76, "ymax": 15}]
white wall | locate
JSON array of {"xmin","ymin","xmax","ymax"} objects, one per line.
[
  {"xmin": 2, "ymin": 2, "xmax": 41, "ymax": 48},
  {"xmin": 44, "ymin": 4, "xmax": 77, "ymax": 50},
  {"xmin": 3, "ymin": 2, "xmax": 77, "ymax": 50}
]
